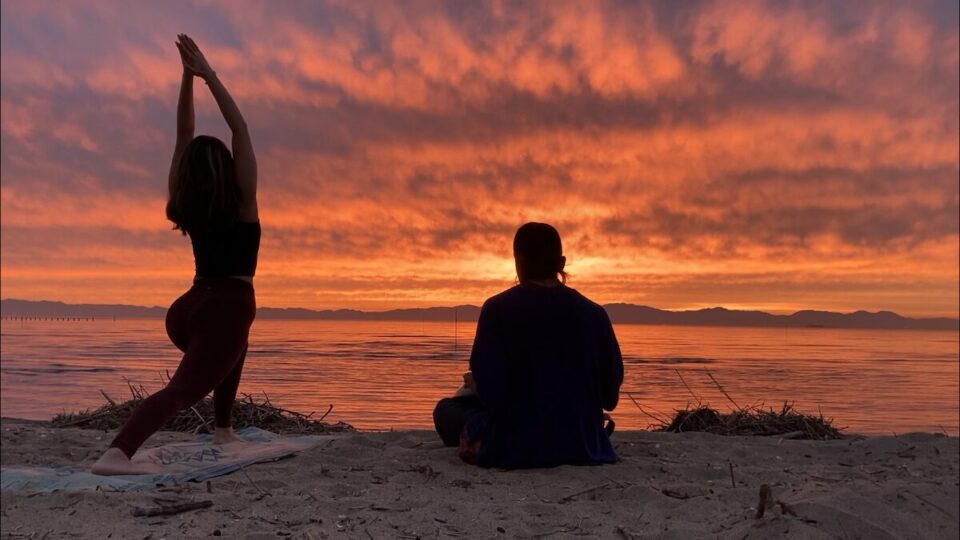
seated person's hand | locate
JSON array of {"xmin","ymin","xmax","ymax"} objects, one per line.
[
  {"xmin": 463, "ymin": 371, "xmax": 477, "ymax": 393},
  {"xmin": 453, "ymin": 371, "xmax": 478, "ymax": 397}
]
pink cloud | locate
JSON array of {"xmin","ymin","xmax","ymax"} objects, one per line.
[{"xmin": 0, "ymin": 0, "xmax": 957, "ymax": 316}]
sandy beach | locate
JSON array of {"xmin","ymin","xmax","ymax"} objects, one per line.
[{"xmin": 1, "ymin": 418, "xmax": 957, "ymax": 539}]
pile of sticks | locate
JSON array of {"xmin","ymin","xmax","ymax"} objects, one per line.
[
  {"xmin": 51, "ymin": 382, "xmax": 354, "ymax": 435},
  {"xmin": 657, "ymin": 402, "xmax": 842, "ymax": 440},
  {"xmin": 633, "ymin": 368, "xmax": 843, "ymax": 440}
]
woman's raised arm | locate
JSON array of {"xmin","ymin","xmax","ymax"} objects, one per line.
[
  {"xmin": 168, "ymin": 62, "xmax": 195, "ymax": 197},
  {"xmin": 177, "ymin": 34, "xmax": 258, "ymax": 221}
]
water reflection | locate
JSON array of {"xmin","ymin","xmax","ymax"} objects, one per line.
[{"xmin": 1, "ymin": 319, "xmax": 957, "ymax": 434}]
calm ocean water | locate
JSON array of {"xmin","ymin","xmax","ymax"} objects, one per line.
[{"xmin": 1, "ymin": 319, "xmax": 957, "ymax": 435}]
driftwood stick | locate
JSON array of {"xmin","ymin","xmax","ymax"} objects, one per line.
[
  {"xmin": 704, "ymin": 368, "xmax": 742, "ymax": 411},
  {"xmin": 661, "ymin": 489, "xmax": 690, "ymax": 500},
  {"xmin": 132, "ymin": 500, "xmax": 212, "ymax": 517},
  {"xmin": 905, "ymin": 490, "xmax": 954, "ymax": 517},
  {"xmin": 624, "ymin": 392, "xmax": 668, "ymax": 425},
  {"xmin": 558, "ymin": 483, "xmax": 610, "ymax": 503},
  {"xmin": 188, "ymin": 406, "xmax": 209, "ymax": 431},
  {"xmin": 755, "ymin": 484, "xmax": 772, "ymax": 519},
  {"xmin": 99, "ymin": 390, "xmax": 117, "ymax": 406},
  {"xmin": 317, "ymin": 404, "xmax": 334, "ymax": 422},
  {"xmin": 728, "ymin": 462, "xmax": 736, "ymax": 488},
  {"xmin": 54, "ymin": 409, "xmax": 114, "ymax": 427},
  {"xmin": 673, "ymin": 369, "xmax": 700, "ymax": 403},
  {"xmin": 272, "ymin": 404, "xmax": 309, "ymax": 418},
  {"xmin": 242, "ymin": 468, "xmax": 271, "ymax": 497}
]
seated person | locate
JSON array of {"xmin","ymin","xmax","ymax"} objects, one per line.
[{"xmin": 433, "ymin": 222, "xmax": 624, "ymax": 468}]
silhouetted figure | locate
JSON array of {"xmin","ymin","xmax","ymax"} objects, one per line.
[
  {"xmin": 92, "ymin": 34, "xmax": 259, "ymax": 475},
  {"xmin": 433, "ymin": 223, "xmax": 624, "ymax": 468}
]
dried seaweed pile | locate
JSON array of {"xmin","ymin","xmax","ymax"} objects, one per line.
[
  {"xmin": 51, "ymin": 383, "xmax": 354, "ymax": 435},
  {"xmin": 656, "ymin": 403, "xmax": 843, "ymax": 440},
  {"xmin": 629, "ymin": 369, "xmax": 844, "ymax": 440}
]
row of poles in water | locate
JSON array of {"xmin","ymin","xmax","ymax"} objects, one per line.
[{"xmin": 3, "ymin": 312, "xmax": 464, "ymax": 352}]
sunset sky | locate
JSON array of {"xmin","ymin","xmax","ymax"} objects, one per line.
[{"xmin": 1, "ymin": 1, "xmax": 958, "ymax": 316}]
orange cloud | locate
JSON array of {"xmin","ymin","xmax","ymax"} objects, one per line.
[{"xmin": 1, "ymin": 1, "xmax": 957, "ymax": 317}]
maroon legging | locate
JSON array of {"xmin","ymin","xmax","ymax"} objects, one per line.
[{"xmin": 110, "ymin": 278, "xmax": 256, "ymax": 458}]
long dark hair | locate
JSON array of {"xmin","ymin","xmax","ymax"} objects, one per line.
[
  {"xmin": 166, "ymin": 135, "xmax": 239, "ymax": 234},
  {"xmin": 513, "ymin": 222, "xmax": 568, "ymax": 284}
]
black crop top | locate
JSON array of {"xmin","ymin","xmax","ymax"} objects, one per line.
[{"xmin": 190, "ymin": 221, "xmax": 261, "ymax": 277}]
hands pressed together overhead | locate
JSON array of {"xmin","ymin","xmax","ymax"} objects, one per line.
[{"xmin": 176, "ymin": 34, "xmax": 215, "ymax": 80}]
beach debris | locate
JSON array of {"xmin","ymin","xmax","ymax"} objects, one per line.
[
  {"xmin": 661, "ymin": 488, "xmax": 691, "ymax": 500},
  {"xmin": 753, "ymin": 485, "xmax": 808, "ymax": 521},
  {"xmin": 558, "ymin": 482, "xmax": 611, "ymax": 503},
  {"xmin": 755, "ymin": 484, "xmax": 772, "ymax": 519},
  {"xmin": 401, "ymin": 463, "xmax": 440, "ymax": 480},
  {"xmin": 530, "ymin": 517, "xmax": 585, "ymax": 538},
  {"xmin": 132, "ymin": 499, "xmax": 213, "ymax": 517},
  {"xmin": 624, "ymin": 391, "xmax": 670, "ymax": 425},
  {"xmin": 655, "ymin": 403, "xmax": 842, "ymax": 440},
  {"xmin": 905, "ymin": 490, "xmax": 954, "ymax": 517},
  {"xmin": 629, "ymin": 370, "xmax": 843, "ymax": 439},
  {"xmin": 778, "ymin": 501, "xmax": 798, "ymax": 517},
  {"xmin": 51, "ymin": 381, "xmax": 354, "ymax": 435},
  {"xmin": 242, "ymin": 468, "xmax": 271, "ymax": 500},
  {"xmin": 704, "ymin": 368, "xmax": 742, "ymax": 411}
]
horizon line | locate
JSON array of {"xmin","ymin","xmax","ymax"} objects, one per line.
[{"xmin": 1, "ymin": 297, "xmax": 957, "ymax": 321}]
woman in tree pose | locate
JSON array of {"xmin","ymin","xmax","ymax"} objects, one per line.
[{"xmin": 93, "ymin": 34, "xmax": 259, "ymax": 475}]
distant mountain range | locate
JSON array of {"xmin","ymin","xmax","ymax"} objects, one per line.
[{"xmin": 2, "ymin": 298, "xmax": 957, "ymax": 330}]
